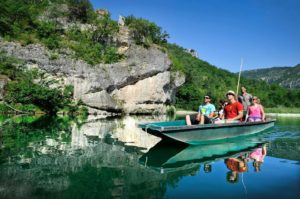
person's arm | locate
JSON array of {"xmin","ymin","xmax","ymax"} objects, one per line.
[
  {"xmin": 260, "ymin": 105, "xmax": 265, "ymax": 121},
  {"xmin": 238, "ymin": 96, "xmax": 242, "ymax": 103},
  {"xmin": 249, "ymin": 94, "xmax": 253, "ymax": 102},
  {"xmin": 221, "ymin": 106, "xmax": 226, "ymax": 120},
  {"xmin": 208, "ymin": 111, "xmax": 214, "ymax": 119},
  {"xmin": 231, "ymin": 111, "xmax": 243, "ymax": 120},
  {"xmin": 208, "ymin": 105, "xmax": 216, "ymax": 119}
]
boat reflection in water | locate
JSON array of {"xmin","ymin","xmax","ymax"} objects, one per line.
[
  {"xmin": 2, "ymin": 115, "xmax": 298, "ymax": 199},
  {"xmin": 139, "ymin": 133, "xmax": 269, "ymax": 177}
]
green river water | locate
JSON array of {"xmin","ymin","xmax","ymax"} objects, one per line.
[{"xmin": 0, "ymin": 115, "xmax": 299, "ymax": 199}]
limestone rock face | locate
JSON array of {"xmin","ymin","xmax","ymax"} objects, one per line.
[
  {"xmin": 0, "ymin": 40, "xmax": 185, "ymax": 114},
  {"xmin": 112, "ymin": 71, "xmax": 171, "ymax": 114},
  {"xmin": 81, "ymin": 90, "xmax": 120, "ymax": 111}
]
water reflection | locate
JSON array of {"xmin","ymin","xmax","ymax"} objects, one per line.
[
  {"xmin": 139, "ymin": 136, "xmax": 267, "ymax": 172},
  {"xmin": 0, "ymin": 115, "xmax": 299, "ymax": 199}
]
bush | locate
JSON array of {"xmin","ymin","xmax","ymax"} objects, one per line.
[
  {"xmin": 92, "ymin": 14, "xmax": 119, "ymax": 45},
  {"xmin": 125, "ymin": 15, "xmax": 169, "ymax": 47},
  {"xmin": 67, "ymin": 0, "xmax": 94, "ymax": 23},
  {"xmin": 0, "ymin": 51, "xmax": 23, "ymax": 79},
  {"xmin": 4, "ymin": 68, "xmax": 73, "ymax": 114},
  {"xmin": 66, "ymin": 26, "xmax": 121, "ymax": 65},
  {"xmin": 0, "ymin": 0, "xmax": 48, "ymax": 37}
]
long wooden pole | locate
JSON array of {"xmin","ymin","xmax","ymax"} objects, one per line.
[{"xmin": 236, "ymin": 58, "xmax": 243, "ymax": 97}]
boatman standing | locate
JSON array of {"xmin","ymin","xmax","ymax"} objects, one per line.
[{"xmin": 238, "ymin": 86, "xmax": 252, "ymax": 111}]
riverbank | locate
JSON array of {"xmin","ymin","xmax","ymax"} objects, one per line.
[{"xmin": 265, "ymin": 113, "xmax": 300, "ymax": 117}]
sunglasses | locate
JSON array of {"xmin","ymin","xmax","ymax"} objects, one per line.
[
  {"xmin": 253, "ymin": 98, "xmax": 257, "ymax": 100},
  {"xmin": 204, "ymin": 96, "xmax": 210, "ymax": 99}
]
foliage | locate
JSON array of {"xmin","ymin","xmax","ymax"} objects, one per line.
[
  {"xmin": 0, "ymin": 0, "xmax": 121, "ymax": 65},
  {"xmin": 167, "ymin": 44, "xmax": 300, "ymax": 110},
  {"xmin": 1, "ymin": 53, "xmax": 74, "ymax": 114},
  {"xmin": 0, "ymin": 115, "xmax": 73, "ymax": 162},
  {"xmin": 0, "ymin": 51, "xmax": 23, "ymax": 79},
  {"xmin": 67, "ymin": 0, "xmax": 95, "ymax": 23},
  {"xmin": 0, "ymin": 103, "xmax": 41, "ymax": 113},
  {"xmin": 241, "ymin": 64, "xmax": 300, "ymax": 89},
  {"xmin": 4, "ymin": 70, "xmax": 73, "ymax": 113},
  {"xmin": 66, "ymin": 25, "xmax": 121, "ymax": 64},
  {"xmin": 124, "ymin": 15, "xmax": 169, "ymax": 47},
  {"xmin": 0, "ymin": 0, "xmax": 47, "ymax": 37},
  {"xmin": 92, "ymin": 13, "xmax": 119, "ymax": 45}
]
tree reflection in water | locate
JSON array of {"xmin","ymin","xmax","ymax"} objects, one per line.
[{"xmin": 0, "ymin": 115, "xmax": 298, "ymax": 199}]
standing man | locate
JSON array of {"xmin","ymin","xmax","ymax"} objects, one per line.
[
  {"xmin": 238, "ymin": 86, "xmax": 252, "ymax": 111},
  {"xmin": 186, "ymin": 95, "xmax": 216, "ymax": 125}
]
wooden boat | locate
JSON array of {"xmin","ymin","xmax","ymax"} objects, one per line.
[{"xmin": 138, "ymin": 119, "xmax": 275, "ymax": 145}]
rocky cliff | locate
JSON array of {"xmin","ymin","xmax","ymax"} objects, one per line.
[{"xmin": 0, "ymin": 32, "xmax": 185, "ymax": 114}]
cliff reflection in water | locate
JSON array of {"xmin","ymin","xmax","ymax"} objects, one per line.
[
  {"xmin": 0, "ymin": 115, "xmax": 192, "ymax": 199},
  {"xmin": 0, "ymin": 116, "xmax": 299, "ymax": 199}
]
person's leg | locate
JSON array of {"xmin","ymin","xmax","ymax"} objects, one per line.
[
  {"xmin": 185, "ymin": 115, "xmax": 192, "ymax": 125},
  {"xmin": 214, "ymin": 119, "xmax": 225, "ymax": 124},
  {"xmin": 248, "ymin": 117, "xmax": 254, "ymax": 122},
  {"xmin": 200, "ymin": 114, "xmax": 205, "ymax": 124}
]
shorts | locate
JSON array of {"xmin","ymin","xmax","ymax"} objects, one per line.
[
  {"xmin": 248, "ymin": 117, "xmax": 262, "ymax": 122},
  {"xmin": 190, "ymin": 114, "xmax": 212, "ymax": 124}
]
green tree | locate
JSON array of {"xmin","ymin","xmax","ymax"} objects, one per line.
[
  {"xmin": 125, "ymin": 15, "xmax": 169, "ymax": 47},
  {"xmin": 67, "ymin": 0, "xmax": 94, "ymax": 23}
]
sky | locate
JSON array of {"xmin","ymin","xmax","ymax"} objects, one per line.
[{"xmin": 91, "ymin": 0, "xmax": 300, "ymax": 72}]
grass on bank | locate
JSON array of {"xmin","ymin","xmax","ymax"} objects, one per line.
[{"xmin": 264, "ymin": 107, "xmax": 300, "ymax": 114}]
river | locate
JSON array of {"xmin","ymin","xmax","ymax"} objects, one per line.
[{"xmin": 0, "ymin": 115, "xmax": 299, "ymax": 199}]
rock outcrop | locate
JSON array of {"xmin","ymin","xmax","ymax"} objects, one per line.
[{"xmin": 0, "ymin": 38, "xmax": 184, "ymax": 114}]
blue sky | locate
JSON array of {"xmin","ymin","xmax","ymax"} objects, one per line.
[{"xmin": 91, "ymin": 0, "xmax": 300, "ymax": 72}]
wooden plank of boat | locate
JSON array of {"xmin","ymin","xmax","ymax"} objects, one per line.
[{"xmin": 139, "ymin": 119, "xmax": 275, "ymax": 145}]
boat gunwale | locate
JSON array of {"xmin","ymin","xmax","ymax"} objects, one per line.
[{"xmin": 143, "ymin": 119, "xmax": 276, "ymax": 133}]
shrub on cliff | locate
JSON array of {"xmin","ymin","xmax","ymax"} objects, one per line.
[
  {"xmin": 0, "ymin": 0, "xmax": 48, "ymax": 37},
  {"xmin": 4, "ymin": 70, "xmax": 73, "ymax": 114},
  {"xmin": 124, "ymin": 15, "xmax": 169, "ymax": 47},
  {"xmin": 0, "ymin": 53, "xmax": 74, "ymax": 113},
  {"xmin": 67, "ymin": 0, "xmax": 95, "ymax": 23},
  {"xmin": 66, "ymin": 23, "xmax": 120, "ymax": 64},
  {"xmin": 0, "ymin": 0, "xmax": 121, "ymax": 65}
]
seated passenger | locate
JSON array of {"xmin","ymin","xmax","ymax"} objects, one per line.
[
  {"xmin": 215, "ymin": 90, "xmax": 243, "ymax": 124},
  {"xmin": 247, "ymin": 96, "xmax": 265, "ymax": 122},
  {"xmin": 214, "ymin": 99, "xmax": 227, "ymax": 121},
  {"xmin": 186, "ymin": 95, "xmax": 216, "ymax": 125}
]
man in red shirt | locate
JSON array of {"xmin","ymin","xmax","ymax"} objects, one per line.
[{"xmin": 215, "ymin": 90, "xmax": 243, "ymax": 123}]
